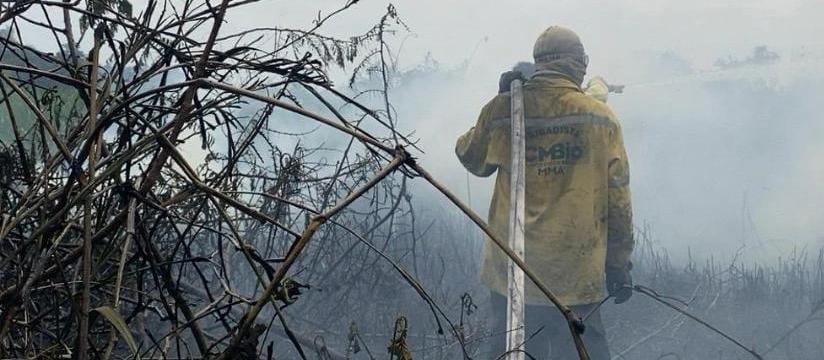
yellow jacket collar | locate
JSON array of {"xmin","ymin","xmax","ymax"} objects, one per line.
[{"xmin": 529, "ymin": 72, "xmax": 584, "ymax": 92}]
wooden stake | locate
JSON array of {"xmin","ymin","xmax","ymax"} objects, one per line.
[{"xmin": 506, "ymin": 79, "xmax": 526, "ymax": 360}]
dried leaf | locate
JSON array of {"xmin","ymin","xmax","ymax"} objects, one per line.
[{"xmin": 93, "ymin": 306, "xmax": 140, "ymax": 357}]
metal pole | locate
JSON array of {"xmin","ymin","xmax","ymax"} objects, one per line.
[{"xmin": 506, "ymin": 79, "xmax": 526, "ymax": 360}]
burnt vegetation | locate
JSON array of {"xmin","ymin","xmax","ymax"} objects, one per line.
[
  {"xmin": 0, "ymin": 1, "xmax": 822, "ymax": 360},
  {"xmin": 0, "ymin": 0, "xmax": 455, "ymax": 358}
]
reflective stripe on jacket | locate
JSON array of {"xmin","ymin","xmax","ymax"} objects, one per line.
[{"xmin": 456, "ymin": 74, "xmax": 633, "ymax": 305}]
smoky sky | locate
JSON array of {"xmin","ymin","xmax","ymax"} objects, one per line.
[
  {"xmin": 240, "ymin": 0, "xmax": 824, "ymax": 261},
  {"xmin": 209, "ymin": 0, "xmax": 824, "ymax": 260}
]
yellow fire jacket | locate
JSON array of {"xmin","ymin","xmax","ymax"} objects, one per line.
[{"xmin": 456, "ymin": 74, "xmax": 633, "ymax": 305}]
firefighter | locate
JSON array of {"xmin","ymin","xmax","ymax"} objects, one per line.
[{"xmin": 456, "ymin": 26, "xmax": 634, "ymax": 359}]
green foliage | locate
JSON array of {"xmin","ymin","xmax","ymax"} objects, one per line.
[
  {"xmin": 0, "ymin": 86, "xmax": 80, "ymax": 144},
  {"xmin": 80, "ymin": 0, "xmax": 133, "ymax": 33}
]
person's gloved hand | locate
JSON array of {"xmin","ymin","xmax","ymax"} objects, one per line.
[
  {"xmin": 498, "ymin": 71, "xmax": 526, "ymax": 93},
  {"xmin": 606, "ymin": 265, "xmax": 633, "ymax": 304}
]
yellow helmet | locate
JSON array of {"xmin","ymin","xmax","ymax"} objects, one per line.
[{"xmin": 533, "ymin": 26, "xmax": 587, "ymax": 65}]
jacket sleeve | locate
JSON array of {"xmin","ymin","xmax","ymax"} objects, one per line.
[
  {"xmin": 585, "ymin": 77, "xmax": 610, "ymax": 103},
  {"xmin": 606, "ymin": 121, "xmax": 634, "ymax": 270},
  {"xmin": 455, "ymin": 104, "xmax": 497, "ymax": 177}
]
